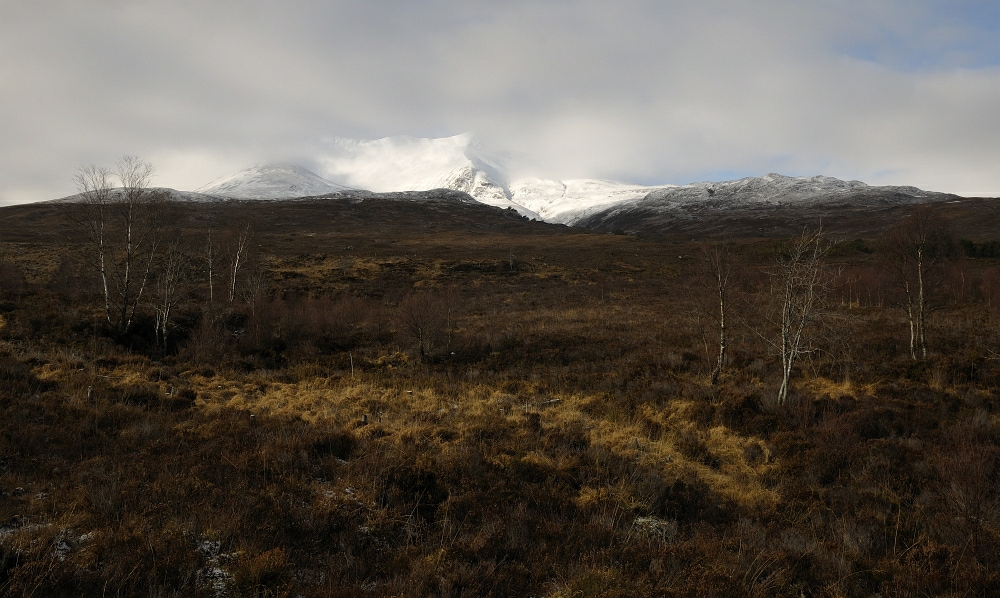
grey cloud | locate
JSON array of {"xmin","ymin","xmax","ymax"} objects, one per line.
[{"xmin": 2, "ymin": 0, "xmax": 1000, "ymax": 204}]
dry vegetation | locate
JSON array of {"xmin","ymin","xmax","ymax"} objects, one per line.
[{"xmin": 0, "ymin": 197, "xmax": 999, "ymax": 597}]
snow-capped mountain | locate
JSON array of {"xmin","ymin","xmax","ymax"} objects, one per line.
[
  {"xmin": 195, "ymin": 164, "xmax": 350, "ymax": 199},
  {"xmin": 187, "ymin": 136, "xmax": 954, "ymax": 228},
  {"xmin": 575, "ymin": 173, "xmax": 957, "ymax": 236},
  {"xmin": 637, "ymin": 173, "xmax": 943, "ymax": 206},
  {"xmin": 314, "ymin": 134, "xmax": 954, "ymax": 224},
  {"xmin": 314, "ymin": 134, "xmax": 685, "ymax": 222},
  {"xmin": 315, "ymin": 134, "xmax": 530, "ymax": 215}
]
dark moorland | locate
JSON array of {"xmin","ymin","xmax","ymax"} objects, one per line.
[{"xmin": 1, "ymin": 193, "xmax": 1000, "ymax": 597}]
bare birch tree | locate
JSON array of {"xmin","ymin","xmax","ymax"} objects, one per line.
[
  {"xmin": 153, "ymin": 242, "xmax": 185, "ymax": 349},
  {"xmin": 72, "ymin": 165, "xmax": 115, "ymax": 322},
  {"xmin": 227, "ymin": 221, "xmax": 254, "ymax": 306},
  {"xmin": 204, "ymin": 228, "xmax": 217, "ymax": 305},
  {"xmin": 882, "ymin": 205, "xmax": 946, "ymax": 360},
  {"xmin": 700, "ymin": 243, "xmax": 734, "ymax": 385},
  {"xmin": 72, "ymin": 155, "xmax": 164, "ymax": 336},
  {"xmin": 761, "ymin": 227, "xmax": 835, "ymax": 406}
]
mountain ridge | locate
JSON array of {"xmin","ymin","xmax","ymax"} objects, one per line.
[
  {"xmin": 307, "ymin": 135, "xmax": 956, "ymax": 224},
  {"xmin": 53, "ymin": 135, "xmax": 959, "ymax": 229},
  {"xmin": 187, "ymin": 154, "xmax": 954, "ymax": 228},
  {"xmin": 576, "ymin": 175, "xmax": 961, "ymax": 237}
]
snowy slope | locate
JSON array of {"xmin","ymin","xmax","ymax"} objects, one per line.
[
  {"xmin": 575, "ymin": 173, "xmax": 957, "ymax": 234},
  {"xmin": 637, "ymin": 173, "xmax": 942, "ymax": 205},
  {"xmin": 195, "ymin": 164, "xmax": 350, "ymax": 199},
  {"xmin": 509, "ymin": 178, "xmax": 678, "ymax": 224},
  {"xmin": 316, "ymin": 134, "xmax": 533, "ymax": 216},
  {"xmin": 510, "ymin": 173, "xmax": 950, "ymax": 224}
]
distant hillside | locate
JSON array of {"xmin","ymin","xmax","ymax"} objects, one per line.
[{"xmin": 196, "ymin": 164, "xmax": 351, "ymax": 199}]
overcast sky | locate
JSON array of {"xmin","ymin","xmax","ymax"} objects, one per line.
[{"xmin": 2, "ymin": 0, "xmax": 1000, "ymax": 204}]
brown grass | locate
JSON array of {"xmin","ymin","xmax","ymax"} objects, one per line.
[{"xmin": 0, "ymin": 199, "xmax": 998, "ymax": 596}]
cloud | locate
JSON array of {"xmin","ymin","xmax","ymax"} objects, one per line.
[{"xmin": 2, "ymin": 0, "xmax": 1000, "ymax": 204}]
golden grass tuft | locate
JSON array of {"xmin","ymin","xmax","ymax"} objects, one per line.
[{"xmin": 796, "ymin": 376, "xmax": 860, "ymax": 400}]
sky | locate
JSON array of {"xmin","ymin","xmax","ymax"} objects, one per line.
[{"xmin": 2, "ymin": 0, "xmax": 1000, "ymax": 204}]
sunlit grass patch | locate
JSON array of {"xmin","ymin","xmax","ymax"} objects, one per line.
[{"xmin": 796, "ymin": 376, "xmax": 860, "ymax": 400}]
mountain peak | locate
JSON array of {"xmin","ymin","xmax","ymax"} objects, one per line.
[
  {"xmin": 195, "ymin": 163, "xmax": 350, "ymax": 199},
  {"xmin": 315, "ymin": 134, "xmax": 533, "ymax": 215}
]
